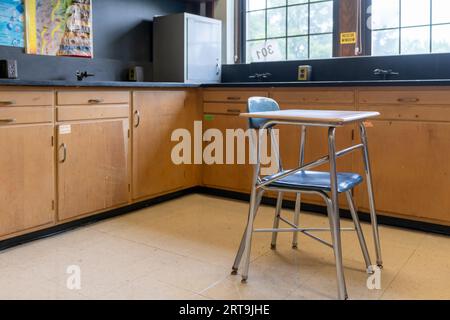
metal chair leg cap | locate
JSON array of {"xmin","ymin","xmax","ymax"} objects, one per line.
[
  {"xmin": 377, "ymin": 264, "xmax": 384, "ymax": 269},
  {"xmin": 231, "ymin": 269, "xmax": 238, "ymax": 275},
  {"xmin": 270, "ymin": 244, "xmax": 276, "ymax": 250},
  {"xmin": 241, "ymin": 278, "xmax": 248, "ymax": 283},
  {"xmin": 292, "ymin": 244, "xmax": 298, "ymax": 249},
  {"xmin": 366, "ymin": 265, "xmax": 375, "ymax": 274}
]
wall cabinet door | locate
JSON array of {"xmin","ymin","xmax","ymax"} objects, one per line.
[
  {"xmin": 57, "ymin": 119, "xmax": 129, "ymax": 221},
  {"xmin": 132, "ymin": 91, "xmax": 200, "ymax": 200},
  {"xmin": 353, "ymin": 120, "xmax": 450, "ymax": 224},
  {"xmin": 202, "ymin": 114, "xmax": 253, "ymax": 192},
  {"xmin": 0, "ymin": 124, "xmax": 55, "ymax": 237}
]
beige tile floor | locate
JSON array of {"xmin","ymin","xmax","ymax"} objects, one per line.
[{"xmin": 0, "ymin": 194, "xmax": 449, "ymax": 300}]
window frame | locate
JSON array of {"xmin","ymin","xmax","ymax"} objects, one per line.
[
  {"xmin": 364, "ymin": 0, "xmax": 450, "ymax": 56},
  {"xmin": 240, "ymin": 0, "xmax": 340, "ymax": 63}
]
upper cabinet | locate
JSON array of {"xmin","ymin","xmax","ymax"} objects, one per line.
[{"xmin": 153, "ymin": 13, "xmax": 222, "ymax": 83}]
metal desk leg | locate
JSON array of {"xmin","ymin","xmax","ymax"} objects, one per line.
[
  {"xmin": 293, "ymin": 126, "xmax": 307, "ymax": 249},
  {"xmin": 359, "ymin": 123, "xmax": 383, "ymax": 267},
  {"xmin": 328, "ymin": 127, "xmax": 348, "ymax": 300},
  {"xmin": 345, "ymin": 191, "xmax": 373, "ymax": 273},
  {"xmin": 270, "ymin": 192, "xmax": 284, "ymax": 249},
  {"xmin": 233, "ymin": 128, "xmax": 263, "ymax": 279},
  {"xmin": 232, "ymin": 190, "xmax": 263, "ymax": 274},
  {"xmin": 240, "ymin": 187, "xmax": 263, "ymax": 282}
]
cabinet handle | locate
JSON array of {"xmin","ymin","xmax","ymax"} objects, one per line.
[
  {"xmin": 227, "ymin": 96, "xmax": 241, "ymax": 101},
  {"xmin": 398, "ymin": 97, "xmax": 419, "ymax": 103},
  {"xmin": 0, "ymin": 118, "xmax": 16, "ymax": 124},
  {"xmin": 59, "ymin": 143, "xmax": 67, "ymax": 163},
  {"xmin": 88, "ymin": 99, "xmax": 104, "ymax": 104},
  {"xmin": 226, "ymin": 109, "xmax": 241, "ymax": 114},
  {"xmin": 0, "ymin": 101, "xmax": 14, "ymax": 106},
  {"xmin": 134, "ymin": 110, "xmax": 140, "ymax": 128}
]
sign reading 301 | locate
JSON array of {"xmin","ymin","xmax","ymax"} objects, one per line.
[{"xmin": 255, "ymin": 44, "xmax": 274, "ymax": 60}]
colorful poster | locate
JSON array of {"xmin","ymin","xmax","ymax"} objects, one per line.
[
  {"xmin": 25, "ymin": 0, "xmax": 93, "ymax": 57},
  {"xmin": 0, "ymin": 0, "xmax": 25, "ymax": 47}
]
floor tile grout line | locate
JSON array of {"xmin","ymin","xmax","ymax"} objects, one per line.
[{"xmin": 379, "ymin": 235, "xmax": 427, "ymax": 300}]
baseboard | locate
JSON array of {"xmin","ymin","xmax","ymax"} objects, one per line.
[{"xmin": 1, "ymin": 185, "xmax": 448, "ymax": 252}]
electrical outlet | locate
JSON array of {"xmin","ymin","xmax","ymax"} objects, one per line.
[{"xmin": 298, "ymin": 65, "xmax": 312, "ymax": 81}]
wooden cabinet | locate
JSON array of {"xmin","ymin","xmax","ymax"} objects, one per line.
[
  {"xmin": 57, "ymin": 119, "xmax": 129, "ymax": 221},
  {"xmin": 0, "ymin": 90, "xmax": 53, "ymax": 107},
  {"xmin": 356, "ymin": 87, "xmax": 450, "ymax": 225},
  {"xmin": 202, "ymin": 113, "xmax": 253, "ymax": 192},
  {"xmin": 132, "ymin": 90, "xmax": 201, "ymax": 201},
  {"xmin": 56, "ymin": 91, "xmax": 130, "ymax": 221},
  {"xmin": 203, "ymin": 90, "xmax": 268, "ymax": 103},
  {"xmin": 202, "ymin": 89, "xmax": 268, "ymax": 192},
  {"xmin": 57, "ymin": 90, "xmax": 129, "ymax": 105},
  {"xmin": 0, "ymin": 123, "xmax": 54, "ymax": 238},
  {"xmin": 353, "ymin": 120, "xmax": 450, "ymax": 224}
]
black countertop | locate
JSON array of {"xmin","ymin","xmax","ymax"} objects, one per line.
[
  {"xmin": 2, "ymin": 78, "xmax": 450, "ymax": 88},
  {"xmin": 0, "ymin": 79, "xmax": 201, "ymax": 88},
  {"xmin": 202, "ymin": 79, "xmax": 450, "ymax": 88}
]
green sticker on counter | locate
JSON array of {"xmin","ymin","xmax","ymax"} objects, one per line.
[{"xmin": 204, "ymin": 114, "xmax": 214, "ymax": 121}]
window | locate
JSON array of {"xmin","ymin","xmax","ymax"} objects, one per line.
[
  {"xmin": 245, "ymin": 0, "xmax": 335, "ymax": 63},
  {"xmin": 370, "ymin": 0, "xmax": 450, "ymax": 56}
]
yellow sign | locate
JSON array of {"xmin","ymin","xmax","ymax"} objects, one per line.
[{"xmin": 340, "ymin": 32, "xmax": 357, "ymax": 44}]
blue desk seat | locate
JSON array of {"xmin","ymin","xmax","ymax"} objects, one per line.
[{"xmin": 264, "ymin": 170, "xmax": 363, "ymax": 193}]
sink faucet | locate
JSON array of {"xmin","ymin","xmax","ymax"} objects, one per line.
[
  {"xmin": 249, "ymin": 72, "xmax": 272, "ymax": 82},
  {"xmin": 373, "ymin": 68, "xmax": 399, "ymax": 80},
  {"xmin": 76, "ymin": 70, "xmax": 95, "ymax": 81}
]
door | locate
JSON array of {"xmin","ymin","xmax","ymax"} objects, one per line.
[
  {"xmin": 132, "ymin": 91, "xmax": 197, "ymax": 200},
  {"xmin": 57, "ymin": 119, "xmax": 129, "ymax": 220},
  {"xmin": 0, "ymin": 124, "xmax": 55, "ymax": 237},
  {"xmin": 186, "ymin": 16, "xmax": 221, "ymax": 82},
  {"xmin": 354, "ymin": 120, "xmax": 450, "ymax": 224}
]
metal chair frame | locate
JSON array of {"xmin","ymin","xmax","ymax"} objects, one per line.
[{"xmin": 231, "ymin": 115, "xmax": 383, "ymax": 300}]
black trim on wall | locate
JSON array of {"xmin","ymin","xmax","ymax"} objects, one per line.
[{"xmin": 1, "ymin": 187, "xmax": 448, "ymax": 253}]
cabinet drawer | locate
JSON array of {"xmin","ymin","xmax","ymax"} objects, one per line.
[
  {"xmin": 203, "ymin": 90, "xmax": 268, "ymax": 102},
  {"xmin": 0, "ymin": 107, "xmax": 53, "ymax": 125},
  {"xmin": 57, "ymin": 105, "xmax": 129, "ymax": 121},
  {"xmin": 57, "ymin": 91, "xmax": 130, "ymax": 105},
  {"xmin": 271, "ymin": 90, "xmax": 355, "ymax": 105},
  {"xmin": 0, "ymin": 91, "xmax": 53, "ymax": 106},
  {"xmin": 204, "ymin": 103, "xmax": 247, "ymax": 115},
  {"xmin": 358, "ymin": 105, "xmax": 450, "ymax": 122},
  {"xmin": 358, "ymin": 89, "xmax": 450, "ymax": 106}
]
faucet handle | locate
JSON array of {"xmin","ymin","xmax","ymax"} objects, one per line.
[{"xmin": 76, "ymin": 70, "xmax": 95, "ymax": 81}]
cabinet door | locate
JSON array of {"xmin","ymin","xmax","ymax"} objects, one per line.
[
  {"xmin": 354, "ymin": 120, "xmax": 450, "ymax": 224},
  {"xmin": 186, "ymin": 17, "xmax": 221, "ymax": 82},
  {"xmin": 202, "ymin": 114, "xmax": 253, "ymax": 192},
  {"xmin": 57, "ymin": 119, "xmax": 129, "ymax": 220},
  {"xmin": 132, "ymin": 91, "xmax": 198, "ymax": 200},
  {"xmin": 0, "ymin": 124, "xmax": 54, "ymax": 237}
]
